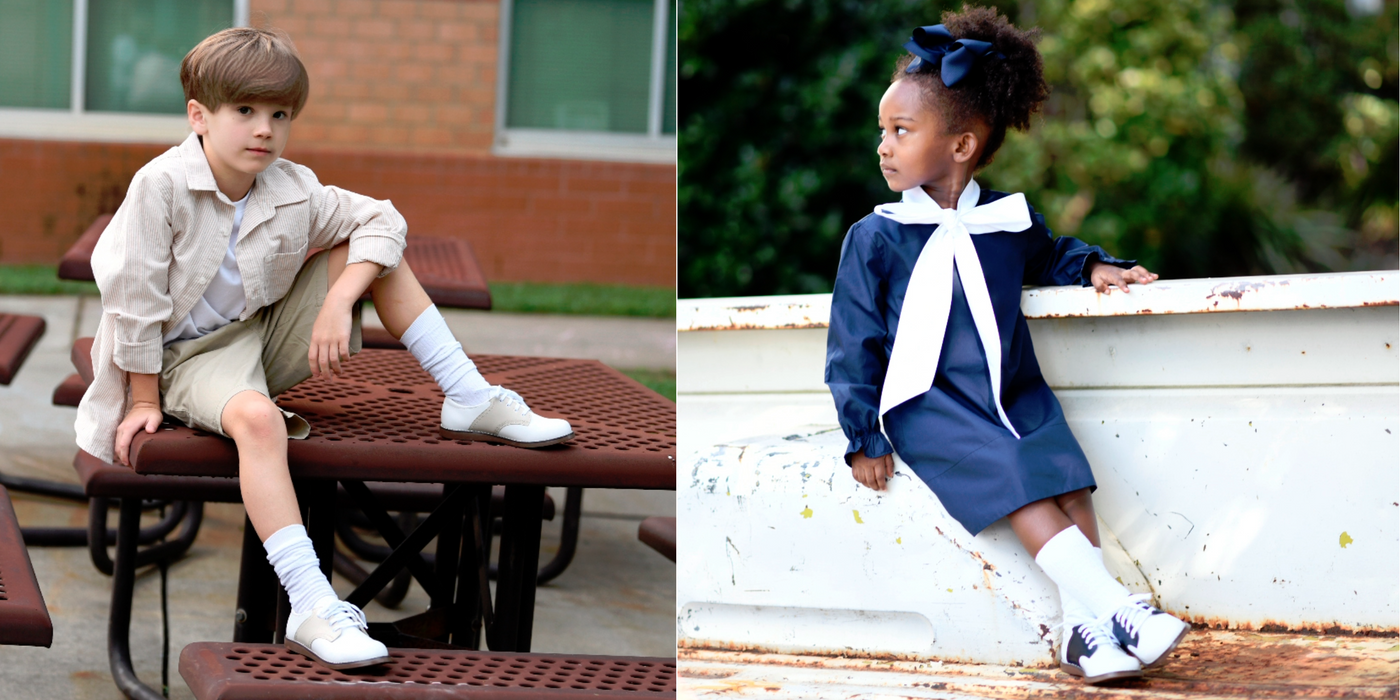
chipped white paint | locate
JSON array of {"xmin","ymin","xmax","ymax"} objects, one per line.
[
  {"xmin": 678, "ymin": 270, "xmax": 1399, "ymax": 664},
  {"xmin": 677, "ymin": 270, "xmax": 1398, "ymax": 331}
]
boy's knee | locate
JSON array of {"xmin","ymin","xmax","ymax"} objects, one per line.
[{"xmin": 222, "ymin": 392, "xmax": 285, "ymax": 439}]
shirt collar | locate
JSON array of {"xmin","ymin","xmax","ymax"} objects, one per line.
[
  {"xmin": 901, "ymin": 178, "xmax": 982, "ymax": 213},
  {"xmin": 177, "ymin": 133, "xmax": 306, "ymax": 208},
  {"xmin": 179, "ymin": 133, "xmax": 220, "ymax": 194}
]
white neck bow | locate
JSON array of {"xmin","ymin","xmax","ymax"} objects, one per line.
[{"xmin": 873, "ymin": 179, "xmax": 1032, "ymax": 437}]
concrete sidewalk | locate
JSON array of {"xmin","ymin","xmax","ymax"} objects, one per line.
[{"xmin": 0, "ymin": 294, "xmax": 676, "ymax": 699}]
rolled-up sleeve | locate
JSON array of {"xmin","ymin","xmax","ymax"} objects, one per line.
[
  {"xmin": 306, "ymin": 175, "xmax": 407, "ymax": 277},
  {"xmin": 825, "ymin": 223, "xmax": 895, "ymax": 465},
  {"xmin": 92, "ymin": 171, "xmax": 174, "ymax": 375}
]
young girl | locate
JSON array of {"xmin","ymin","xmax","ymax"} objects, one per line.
[{"xmin": 824, "ymin": 7, "xmax": 1188, "ymax": 685}]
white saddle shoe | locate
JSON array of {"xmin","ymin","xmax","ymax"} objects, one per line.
[
  {"xmin": 439, "ymin": 386, "xmax": 574, "ymax": 448},
  {"xmin": 1060, "ymin": 620, "xmax": 1142, "ymax": 685},
  {"xmin": 285, "ymin": 596, "xmax": 391, "ymax": 670}
]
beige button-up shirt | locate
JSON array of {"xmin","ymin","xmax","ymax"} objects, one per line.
[{"xmin": 76, "ymin": 133, "xmax": 407, "ymax": 464}]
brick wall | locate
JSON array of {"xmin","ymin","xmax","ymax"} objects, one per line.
[
  {"xmin": 0, "ymin": 139, "xmax": 675, "ymax": 287},
  {"xmin": 252, "ymin": 0, "xmax": 500, "ymax": 155},
  {"xmin": 0, "ymin": 0, "xmax": 676, "ymax": 288}
]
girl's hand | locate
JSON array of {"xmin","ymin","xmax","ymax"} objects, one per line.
[
  {"xmin": 114, "ymin": 401, "xmax": 162, "ymax": 467},
  {"xmin": 850, "ymin": 450, "xmax": 895, "ymax": 491},
  {"xmin": 1090, "ymin": 262, "xmax": 1158, "ymax": 294},
  {"xmin": 309, "ymin": 299, "xmax": 353, "ymax": 379}
]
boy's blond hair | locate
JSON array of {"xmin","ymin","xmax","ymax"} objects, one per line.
[{"xmin": 181, "ymin": 27, "xmax": 310, "ymax": 117}]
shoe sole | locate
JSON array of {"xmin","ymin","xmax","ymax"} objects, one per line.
[
  {"xmin": 1138, "ymin": 625, "xmax": 1190, "ymax": 669},
  {"xmin": 1059, "ymin": 662, "xmax": 1143, "ymax": 685},
  {"xmin": 286, "ymin": 638, "xmax": 392, "ymax": 671},
  {"xmin": 439, "ymin": 427, "xmax": 575, "ymax": 448}
]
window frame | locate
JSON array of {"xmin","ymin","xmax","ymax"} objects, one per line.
[
  {"xmin": 0, "ymin": 0, "xmax": 247, "ymax": 143},
  {"xmin": 492, "ymin": 0, "xmax": 676, "ymax": 163}
]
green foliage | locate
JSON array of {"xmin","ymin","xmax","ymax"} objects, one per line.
[{"xmin": 679, "ymin": 0, "xmax": 1399, "ymax": 297}]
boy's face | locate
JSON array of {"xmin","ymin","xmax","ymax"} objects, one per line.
[
  {"xmin": 188, "ymin": 100, "xmax": 293, "ymax": 196},
  {"xmin": 876, "ymin": 79, "xmax": 965, "ymax": 195}
]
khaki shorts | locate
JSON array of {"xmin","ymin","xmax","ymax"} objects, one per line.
[{"xmin": 158, "ymin": 250, "xmax": 362, "ymax": 439}]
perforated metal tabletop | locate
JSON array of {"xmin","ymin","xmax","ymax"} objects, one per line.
[{"xmin": 130, "ymin": 349, "xmax": 676, "ymax": 489}]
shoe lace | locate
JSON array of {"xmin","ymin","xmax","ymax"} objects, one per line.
[
  {"xmin": 491, "ymin": 386, "xmax": 530, "ymax": 416},
  {"xmin": 1099, "ymin": 592, "xmax": 1154, "ymax": 637},
  {"xmin": 1076, "ymin": 619, "xmax": 1115, "ymax": 651},
  {"xmin": 321, "ymin": 600, "xmax": 368, "ymax": 634}
]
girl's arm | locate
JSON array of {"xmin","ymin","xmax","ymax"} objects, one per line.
[
  {"xmin": 824, "ymin": 223, "xmax": 895, "ymax": 467},
  {"xmin": 1021, "ymin": 205, "xmax": 1139, "ymax": 288}
]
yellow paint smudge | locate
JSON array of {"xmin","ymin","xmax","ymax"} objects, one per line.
[
  {"xmin": 896, "ymin": 537, "xmax": 902, "ymax": 544},
  {"xmin": 852, "ymin": 510, "xmax": 864, "ymax": 524},
  {"xmin": 1339, "ymin": 531, "xmax": 1354, "ymax": 548},
  {"xmin": 800, "ymin": 506, "xmax": 813, "ymax": 519},
  {"xmin": 946, "ymin": 588, "xmax": 953, "ymax": 593},
  {"xmin": 1115, "ymin": 577, "xmax": 1124, "ymax": 584}
]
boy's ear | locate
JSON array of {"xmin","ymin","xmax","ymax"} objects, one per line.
[{"xmin": 187, "ymin": 100, "xmax": 210, "ymax": 135}]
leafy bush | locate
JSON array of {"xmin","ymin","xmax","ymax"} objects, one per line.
[{"xmin": 679, "ymin": 0, "xmax": 1398, "ymax": 297}]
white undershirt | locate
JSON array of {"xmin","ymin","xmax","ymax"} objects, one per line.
[{"xmin": 163, "ymin": 192, "xmax": 249, "ymax": 344}]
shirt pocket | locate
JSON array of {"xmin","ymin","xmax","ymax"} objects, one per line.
[{"xmin": 262, "ymin": 246, "xmax": 309, "ymax": 302}]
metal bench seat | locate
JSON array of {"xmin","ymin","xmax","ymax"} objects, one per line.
[
  {"xmin": 181, "ymin": 642, "xmax": 676, "ymax": 699},
  {"xmin": 637, "ymin": 517, "xmax": 675, "ymax": 562},
  {"xmin": 0, "ymin": 485, "xmax": 53, "ymax": 647},
  {"xmin": 0, "ymin": 313, "xmax": 45, "ymax": 386}
]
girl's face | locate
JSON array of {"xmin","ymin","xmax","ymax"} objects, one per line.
[{"xmin": 876, "ymin": 79, "xmax": 964, "ymax": 195}]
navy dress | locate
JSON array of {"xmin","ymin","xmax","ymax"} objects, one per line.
[{"xmin": 824, "ymin": 188, "xmax": 1134, "ymax": 535}]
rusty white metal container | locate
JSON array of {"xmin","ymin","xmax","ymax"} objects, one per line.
[{"xmin": 677, "ymin": 271, "xmax": 1398, "ymax": 665}]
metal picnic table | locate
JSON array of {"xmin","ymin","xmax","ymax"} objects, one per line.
[{"xmin": 124, "ymin": 347, "xmax": 676, "ymax": 653}]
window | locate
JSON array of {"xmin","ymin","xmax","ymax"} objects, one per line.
[
  {"xmin": 0, "ymin": 0, "xmax": 245, "ymax": 142},
  {"xmin": 495, "ymin": 0, "xmax": 676, "ymax": 162}
]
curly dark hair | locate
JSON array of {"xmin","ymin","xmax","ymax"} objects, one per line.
[{"xmin": 891, "ymin": 5, "xmax": 1048, "ymax": 168}]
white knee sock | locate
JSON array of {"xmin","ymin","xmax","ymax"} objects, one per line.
[
  {"xmin": 1035, "ymin": 527, "xmax": 1132, "ymax": 619},
  {"xmin": 264, "ymin": 524, "xmax": 338, "ymax": 615},
  {"xmin": 1059, "ymin": 546, "xmax": 1107, "ymax": 628},
  {"xmin": 399, "ymin": 305, "xmax": 492, "ymax": 406}
]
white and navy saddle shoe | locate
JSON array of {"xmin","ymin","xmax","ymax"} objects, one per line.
[
  {"xmin": 1107, "ymin": 593, "xmax": 1191, "ymax": 667},
  {"xmin": 1060, "ymin": 620, "xmax": 1143, "ymax": 685}
]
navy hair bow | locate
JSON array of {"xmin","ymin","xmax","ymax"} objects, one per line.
[{"xmin": 903, "ymin": 24, "xmax": 1004, "ymax": 87}]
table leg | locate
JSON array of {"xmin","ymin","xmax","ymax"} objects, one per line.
[
  {"xmin": 109, "ymin": 497, "xmax": 163, "ymax": 700},
  {"xmin": 431, "ymin": 483, "xmax": 464, "ymax": 644},
  {"xmin": 488, "ymin": 484, "xmax": 545, "ymax": 652},
  {"xmin": 448, "ymin": 484, "xmax": 493, "ymax": 648},
  {"xmin": 233, "ymin": 514, "xmax": 276, "ymax": 643}
]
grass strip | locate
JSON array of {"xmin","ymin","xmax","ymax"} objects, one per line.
[
  {"xmin": 619, "ymin": 369, "xmax": 676, "ymax": 402},
  {"xmin": 0, "ymin": 265, "xmax": 99, "ymax": 295},
  {"xmin": 488, "ymin": 281, "xmax": 674, "ymax": 318},
  {"xmin": 0, "ymin": 266, "xmax": 675, "ymax": 319}
]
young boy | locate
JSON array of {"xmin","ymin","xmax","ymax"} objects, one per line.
[{"xmin": 74, "ymin": 27, "xmax": 572, "ymax": 669}]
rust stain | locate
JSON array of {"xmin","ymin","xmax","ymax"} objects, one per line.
[
  {"xmin": 682, "ymin": 629, "xmax": 1400, "ymax": 697},
  {"xmin": 1206, "ymin": 281, "xmax": 1272, "ymax": 301},
  {"xmin": 678, "ymin": 638, "xmax": 938, "ymax": 663},
  {"xmin": 1170, "ymin": 611, "xmax": 1399, "ymax": 637}
]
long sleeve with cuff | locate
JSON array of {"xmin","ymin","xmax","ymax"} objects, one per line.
[{"xmin": 824, "ymin": 221, "xmax": 895, "ymax": 465}]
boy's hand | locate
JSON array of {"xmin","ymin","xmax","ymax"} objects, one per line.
[
  {"xmin": 851, "ymin": 449, "xmax": 895, "ymax": 491},
  {"xmin": 114, "ymin": 401, "xmax": 162, "ymax": 467},
  {"xmin": 309, "ymin": 299, "xmax": 353, "ymax": 379},
  {"xmin": 1089, "ymin": 262, "xmax": 1158, "ymax": 294}
]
